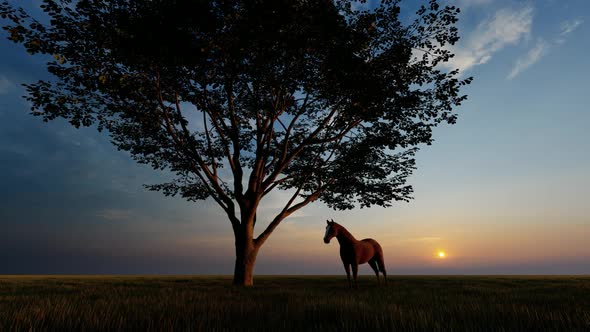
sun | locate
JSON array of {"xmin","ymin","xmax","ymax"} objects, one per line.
[{"xmin": 437, "ymin": 251, "xmax": 446, "ymax": 259}]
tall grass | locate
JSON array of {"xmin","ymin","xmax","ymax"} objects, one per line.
[{"xmin": 1, "ymin": 275, "xmax": 589, "ymax": 331}]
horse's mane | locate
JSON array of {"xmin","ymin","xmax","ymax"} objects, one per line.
[{"xmin": 334, "ymin": 222, "xmax": 357, "ymax": 242}]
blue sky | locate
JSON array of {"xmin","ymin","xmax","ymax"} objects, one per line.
[{"xmin": 0, "ymin": 0, "xmax": 589, "ymax": 275}]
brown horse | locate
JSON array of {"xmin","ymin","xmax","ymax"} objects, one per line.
[{"xmin": 323, "ymin": 219, "xmax": 387, "ymax": 288}]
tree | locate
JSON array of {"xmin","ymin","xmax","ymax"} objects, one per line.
[{"xmin": 1, "ymin": 0, "xmax": 471, "ymax": 286}]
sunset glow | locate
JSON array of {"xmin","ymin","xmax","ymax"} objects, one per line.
[{"xmin": 0, "ymin": 1, "xmax": 589, "ymax": 276}]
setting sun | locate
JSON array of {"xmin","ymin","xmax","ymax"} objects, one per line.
[{"xmin": 438, "ymin": 251, "xmax": 446, "ymax": 259}]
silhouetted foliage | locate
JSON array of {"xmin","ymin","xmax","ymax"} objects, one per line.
[{"xmin": 1, "ymin": 0, "xmax": 471, "ymax": 285}]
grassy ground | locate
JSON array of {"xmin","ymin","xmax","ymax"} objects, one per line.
[{"xmin": 1, "ymin": 275, "xmax": 589, "ymax": 331}]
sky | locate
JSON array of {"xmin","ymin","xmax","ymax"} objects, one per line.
[{"xmin": 0, "ymin": 0, "xmax": 589, "ymax": 275}]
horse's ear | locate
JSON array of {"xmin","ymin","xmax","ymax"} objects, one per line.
[
  {"xmin": 330, "ymin": 219, "xmax": 335, "ymax": 223},
  {"xmin": 326, "ymin": 220, "xmax": 330, "ymax": 225}
]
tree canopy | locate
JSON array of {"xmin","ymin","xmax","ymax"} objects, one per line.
[{"xmin": 1, "ymin": 0, "xmax": 471, "ymax": 285}]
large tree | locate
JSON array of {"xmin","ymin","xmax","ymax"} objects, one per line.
[{"xmin": 1, "ymin": 0, "xmax": 471, "ymax": 285}]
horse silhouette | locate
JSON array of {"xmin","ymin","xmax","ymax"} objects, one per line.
[{"xmin": 323, "ymin": 219, "xmax": 387, "ymax": 288}]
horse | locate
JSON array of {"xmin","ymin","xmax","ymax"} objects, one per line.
[{"xmin": 323, "ymin": 219, "xmax": 387, "ymax": 288}]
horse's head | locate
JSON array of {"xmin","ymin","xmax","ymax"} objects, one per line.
[{"xmin": 324, "ymin": 219, "xmax": 338, "ymax": 244}]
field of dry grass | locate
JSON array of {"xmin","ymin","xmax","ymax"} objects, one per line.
[{"xmin": 1, "ymin": 275, "xmax": 589, "ymax": 331}]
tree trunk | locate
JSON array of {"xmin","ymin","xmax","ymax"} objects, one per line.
[{"xmin": 232, "ymin": 231, "xmax": 259, "ymax": 286}]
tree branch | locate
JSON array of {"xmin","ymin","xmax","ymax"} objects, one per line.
[
  {"xmin": 202, "ymin": 109, "xmax": 218, "ymax": 178},
  {"xmin": 156, "ymin": 71, "xmax": 237, "ymax": 226},
  {"xmin": 262, "ymin": 107, "xmax": 339, "ymax": 190},
  {"xmin": 255, "ymin": 184, "xmax": 327, "ymax": 247},
  {"xmin": 255, "ymin": 140, "xmax": 334, "ymax": 246},
  {"xmin": 225, "ymin": 81, "xmax": 245, "ymax": 202}
]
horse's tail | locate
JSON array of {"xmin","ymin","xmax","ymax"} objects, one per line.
[{"xmin": 376, "ymin": 246, "xmax": 387, "ymax": 276}]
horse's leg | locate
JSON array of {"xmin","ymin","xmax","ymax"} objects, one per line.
[
  {"xmin": 368, "ymin": 259, "xmax": 380, "ymax": 285},
  {"xmin": 343, "ymin": 263, "xmax": 351, "ymax": 288},
  {"xmin": 351, "ymin": 263, "xmax": 358, "ymax": 288},
  {"xmin": 377, "ymin": 253, "xmax": 387, "ymax": 285}
]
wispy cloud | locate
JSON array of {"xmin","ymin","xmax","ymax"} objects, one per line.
[
  {"xmin": 560, "ymin": 18, "xmax": 583, "ymax": 36},
  {"xmin": 442, "ymin": 6, "xmax": 533, "ymax": 73},
  {"xmin": 350, "ymin": 0, "xmax": 378, "ymax": 11},
  {"xmin": 405, "ymin": 236, "xmax": 443, "ymax": 243},
  {"xmin": 507, "ymin": 39, "xmax": 547, "ymax": 80},
  {"xmin": 96, "ymin": 209, "xmax": 135, "ymax": 221},
  {"xmin": 452, "ymin": 0, "xmax": 493, "ymax": 8},
  {"xmin": 0, "ymin": 75, "xmax": 14, "ymax": 94},
  {"xmin": 507, "ymin": 18, "xmax": 583, "ymax": 79}
]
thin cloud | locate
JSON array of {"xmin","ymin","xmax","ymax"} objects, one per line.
[
  {"xmin": 350, "ymin": 0, "xmax": 378, "ymax": 11},
  {"xmin": 96, "ymin": 209, "xmax": 135, "ymax": 221},
  {"xmin": 442, "ymin": 6, "xmax": 534, "ymax": 73},
  {"xmin": 507, "ymin": 18, "xmax": 583, "ymax": 79},
  {"xmin": 507, "ymin": 39, "xmax": 547, "ymax": 80},
  {"xmin": 452, "ymin": 0, "xmax": 493, "ymax": 8},
  {"xmin": 0, "ymin": 75, "xmax": 14, "ymax": 94},
  {"xmin": 560, "ymin": 18, "xmax": 583, "ymax": 36},
  {"xmin": 407, "ymin": 236, "xmax": 443, "ymax": 243},
  {"xmin": 388, "ymin": 236, "xmax": 443, "ymax": 244}
]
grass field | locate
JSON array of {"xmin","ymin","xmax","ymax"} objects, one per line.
[{"xmin": 1, "ymin": 275, "xmax": 589, "ymax": 331}]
